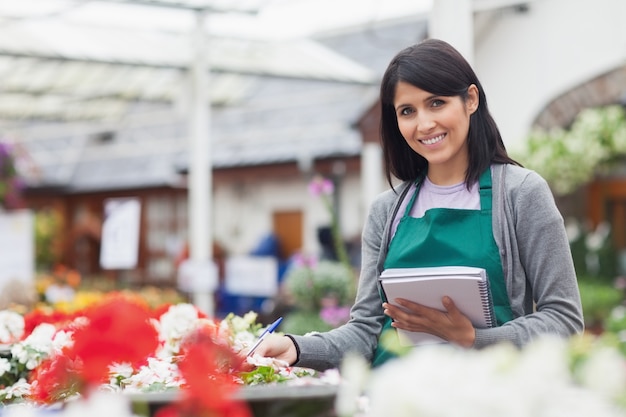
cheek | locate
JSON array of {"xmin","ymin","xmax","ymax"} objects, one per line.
[{"xmin": 396, "ymin": 119, "xmax": 413, "ymax": 140}]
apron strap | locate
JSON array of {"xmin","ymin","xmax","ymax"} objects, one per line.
[
  {"xmin": 479, "ymin": 167, "xmax": 492, "ymax": 213},
  {"xmin": 402, "ymin": 177, "xmax": 424, "ymax": 217}
]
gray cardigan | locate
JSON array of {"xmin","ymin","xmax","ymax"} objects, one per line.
[{"xmin": 290, "ymin": 164, "xmax": 584, "ymax": 370}]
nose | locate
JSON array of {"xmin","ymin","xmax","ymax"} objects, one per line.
[{"xmin": 416, "ymin": 112, "xmax": 436, "ymax": 134}]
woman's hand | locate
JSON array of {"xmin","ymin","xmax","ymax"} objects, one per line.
[
  {"xmin": 243, "ymin": 334, "xmax": 298, "ymax": 366},
  {"xmin": 383, "ymin": 296, "xmax": 476, "ymax": 348}
]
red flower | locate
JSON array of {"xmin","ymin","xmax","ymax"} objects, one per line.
[
  {"xmin": 28, "ymin": 297, "xmax": 160, "ymax": 404},
  {"xmin": 167, "ymin": 326, "xmax": 251, "ymax": 417},
  {"xmin": 23, "ymin": 309, "xmax": 78, "ymax": 338},
  {"xmin": 71, "ymin": 296, "xmax": 159, "ymax": 384},
  {"xmin": 153, "ymin": 405, "xmax": 181, "ymax": 417},
  {"xmin": 29, "ymin": 351, "xmax": 82, "ymax": 404}
]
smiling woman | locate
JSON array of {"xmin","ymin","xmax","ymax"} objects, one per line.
[{"xmin": 249, "ymin": 38, "xmax": 584, "ymax": 371}]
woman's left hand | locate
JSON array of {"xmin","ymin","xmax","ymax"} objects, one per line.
[{"xmin": 383, "ymin": 296, "xmax": 476, "ymax": 347}]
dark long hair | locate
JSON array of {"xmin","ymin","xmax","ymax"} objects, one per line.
[{"xmin": 379, "ymin": 38, "xmax": 520, "ymax": 188}]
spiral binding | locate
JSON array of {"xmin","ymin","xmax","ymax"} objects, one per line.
[{"xmin": 478, "ymin": 279, "xmax": 496, "ymax": 327}]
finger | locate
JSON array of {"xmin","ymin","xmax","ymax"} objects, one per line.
[{"xmin": 442, "ymin": 296, "xmax": 462, "ymax": 318}]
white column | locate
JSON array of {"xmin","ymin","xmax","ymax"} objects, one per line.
[
  {"xmin": 361, "ymin": 142, "xmax": 383, "ymax": 214},
  {"xmin": 429, "ymin": 0, "xmax": 474, "ymax": 64},
  {"xmin": 187, "ymin": 10, "xmax": 216, "ymax": 316}
]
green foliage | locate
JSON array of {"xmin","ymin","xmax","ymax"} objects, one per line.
[
  {"xmin": 281, "ymin": 311, "xmax": 335, "ymax": 335},
  {"xmin": 240, "ymin": 364, "xmax": 317, "ymax": 385},
  {"xmin": 514, "ymin": 105, "xmax": 626, "ymax": 195},
  {"xmin": 605, "ymin": 306, "xmax": 626, "ymax": 343},
  {"xmin": 0, "ymin": 142, "xmax": 23, "ymax": 210},
  {"xmin": 284, "ymin": 261, "xmax": 355, "ymax": 312},
  {"xmin": 567, "ymin": 220, "xmax": 618, "ymax": 283},
  {"xmin": 240, "ymin": 365, "xmax": 289, "ymax": 385},
  {"xmin": 34, "ymin": 208, "xmax": 64, "ymax": 269},
  {"xmin": 577, "ymin": 278, "xmax": 623, "ymax": 329}
]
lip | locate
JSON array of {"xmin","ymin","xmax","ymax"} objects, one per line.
[{"xmin": 419, "ymin": 133, "xmax": 446, "ymax": 146}]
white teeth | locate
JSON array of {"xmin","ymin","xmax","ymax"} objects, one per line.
[{"xmin": 421, "ymin": 134, "xmax": 445, "ymax": 145}]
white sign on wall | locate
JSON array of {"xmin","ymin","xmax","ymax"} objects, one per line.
[
  {"xmin": 0, "ymin": 210, "xmax": 34, "ymax": 286},
  {"xmin": 224, "ymin": 255, "xmax": 278, "ymax": 297},
  {"xmin": 100, "ymin": 198, "xmax": 141, "ymax": 270}
]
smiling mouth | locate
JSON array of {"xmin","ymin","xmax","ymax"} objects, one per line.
[{"xmin": 420, "ymin": 134, "xmax": 445, "ymax": 145}]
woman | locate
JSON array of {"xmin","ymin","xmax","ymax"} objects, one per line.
[{"xmin": 251, "ymin": 39, "xmax": 584, "ymax": 370}]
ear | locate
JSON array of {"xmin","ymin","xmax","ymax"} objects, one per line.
[{"xmin": 466, "ymin": 84, "xmax": 479, "ymax": 115}]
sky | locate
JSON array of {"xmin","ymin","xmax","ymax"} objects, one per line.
[{"xmin": 0, "ymin": 0, "xmax": 432, "ymax": 40}]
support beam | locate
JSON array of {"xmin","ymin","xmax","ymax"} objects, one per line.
[
  {"xmin": 429, "ymin": 0, "xmax": 474, "ymax": 64},
  {"xmin": 187, "ymin": 9, "xmax": 216, "ymax": 316}
]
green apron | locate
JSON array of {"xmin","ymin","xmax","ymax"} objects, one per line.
[{"xmin": 372, "ymin": 168, "xmax": 514, "ymax": 367}]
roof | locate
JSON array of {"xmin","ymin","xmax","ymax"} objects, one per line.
[
  {"xmin": 0, "ymin": 0, "xmax": 381, "ymax": 122},
  {"xmin": 7, "ymin": 16, "xmax": 427, "ymax": 192},
  {"xmin": 0, "ymin": 23, "xmax": 376, "ymax": 121}
]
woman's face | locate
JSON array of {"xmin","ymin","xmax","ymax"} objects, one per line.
[{"xmin": 393, "ymin": 81, "xmax": 478, "ymax": 184}]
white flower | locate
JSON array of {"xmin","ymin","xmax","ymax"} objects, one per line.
[
  {"xmin": 159, "ymin": 303, "xmax": 200, "ymax": 340},
  {"xmin": 565, "ymin": 218, "xmax": 581, "ymax": 242},
  {"xmin": 108, "ymin": 362, "xmax": 135, "ymax": 387},
  {"xmin": 0, "ymin": 311, "xmax": 25, "ymax": 344},
  {"xmin": 586, "ymin": 222, "xmax": 611, "ymax": 252},
  {"xmin": 576, "ymin": 346, "xmax": 626, "ymax": 400},
  {"xmin": 11, "ymin": 323, "xmax": 58, "ymax": 370},
  {"xmin": 51, "ymin": 330, "xmax": 74, "ymax": 353},
  {"xmin": 365, "ymin": 338, "xmax": 623, "ymax": 417},
  {"xmin": 157, "ymin": 303, "xmax": 202, "ymax": 356},
  {"xmin": 219, "ymin": 312, "xmax": 260, "ymax": 351},
  {"xmin": 121, "ymin": 357, "xmax": 182, "ymax": 392},
  {"xmin": 336, "ymin": 352, "xmax": 369, "ymax": 417},
  {"xmin": 21, "ymin": 323, "xmax": 56, "ymax": 353},
  {"xmin": 0, "ymin": 378, "xmax": 32, "ymax": 401},
  {"xmin": 231, "ymin": 311, "xmax": 258, "ymax": 334},
  {"xmin": 0, "ymin": 357, "xmax": 11, "ymax": 376}
]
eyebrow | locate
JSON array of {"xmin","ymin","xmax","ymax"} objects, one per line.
[{"xmin": 394, "ymin": 94, "xmax": 441, "ymax": 109}]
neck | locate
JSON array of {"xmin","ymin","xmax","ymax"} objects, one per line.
[{"xmin": 426, "ymin": 167, "xmax": 467, "ymax": 186}]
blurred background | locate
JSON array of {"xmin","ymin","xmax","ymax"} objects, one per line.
[{"xmin": 1, "ymin": 0, "xmax": 625, "ymax": 334}]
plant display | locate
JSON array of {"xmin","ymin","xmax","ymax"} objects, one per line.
[
  {"xmin": 0, "ymin": 296, "xmax": 626, "ymax": 416},
  {"xmin": 34, "ymin": 208, "xmax": 64, "ymax": 270},
  {"xmin": 578, "ymin": 280, "xmax": 623, "ymax": 331},
  {"xmin": 514, "ymin": 105, "xmax": 626, "ymax": 195},
  {"xmin": 0, "ymin": 296, "xmax": 337, "ymax": 411},
  {"xmin": 308, "ymin": 176, "xmax": 351, "ymax": 269},
  {"xmin": 345, "ymin": 335, "xmax": 626, "ymax": 417},
  {"xmin": 0, "ymin": 141, "xmax": 23, "ymax": 210},
  {"xmin": 282, "ymin": 256, "xmax": 355, "ymax": 335}
]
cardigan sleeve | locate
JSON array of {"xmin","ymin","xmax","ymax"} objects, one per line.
[
  {"xmin": 474, "ymin": 168, "xmax": 584, "ymax": 348},
  {"xmin": 288, "ymin": 188, "xmax": 397, "ymax": 370}
]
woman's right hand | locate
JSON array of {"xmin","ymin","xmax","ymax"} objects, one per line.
[{"xmin": 246, "ymin": 334, "xmax": 298, "ymax": 365}]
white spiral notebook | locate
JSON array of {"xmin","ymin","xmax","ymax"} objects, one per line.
[{"xmin": 379, "ymin": 266, "xmax": 496, "ymax": 346}]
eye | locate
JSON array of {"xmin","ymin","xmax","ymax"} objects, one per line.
[
  {"xmin": 431, "ymin": 99, "xmax": 445, "ymax": 108},
  {"xmin": 398, "ymin": 107, "xmax": 414, "ymax": 116}
]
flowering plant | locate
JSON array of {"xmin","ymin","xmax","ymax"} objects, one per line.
[
  {"xmin": 515, "ymin": 105, "xmax": 626, "ymax": 195},
  {"xmin": 34, "ymin": 208, "xmax": 64, "ymax": 270},
  {"xmin": 308, "ymin": 176, "xmax": 351, "ymax": 268},
  {"xmin": 0, "ymin": 296, "xmax": 338, "ymax": 413},
  {"xmin": 35, "ymin": 265, "xmax": 82, "ymax": 305},
  {"xmin": 0, "ymin": 141, "xmax": 24, "ymax": 210},
  {"xmin": 335, "ymin": 335, "xmax": 626, "ymax": 417},
  {"xmin": 281, "ymin": 255, "xmax": 355, "ymax": 334}
]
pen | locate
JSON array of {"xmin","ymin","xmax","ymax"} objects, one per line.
[{"xmin": 246, "ymin": 316, "xmax": 283, "ymax": 357}]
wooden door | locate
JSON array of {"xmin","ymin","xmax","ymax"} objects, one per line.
[{"xmin": 272, "ymin": 211, "xmax": 303, "ymax": 260}]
